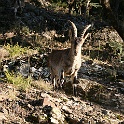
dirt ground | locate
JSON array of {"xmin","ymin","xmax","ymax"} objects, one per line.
[{"xmin": 0, "ymin": 0, "xmax": 124, "ymax": 124}]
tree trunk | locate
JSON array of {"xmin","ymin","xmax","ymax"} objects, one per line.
[{"xmin": 100, "ymin": 0, "xmax": 124, "ymax": 41}]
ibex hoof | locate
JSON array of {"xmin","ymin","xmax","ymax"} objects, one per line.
[{"xmin": 60, "ymin": 79, "xmax": 65, "ymax": 89}]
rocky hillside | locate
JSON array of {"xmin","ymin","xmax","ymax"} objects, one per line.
[{"xmin": 0, "ymin": 0, "xmax": 124, "ymax": 124}]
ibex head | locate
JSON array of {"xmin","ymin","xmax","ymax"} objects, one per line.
[{"xmin": 68, "ymin": 20, "xmax": 91, "ymax": 55}]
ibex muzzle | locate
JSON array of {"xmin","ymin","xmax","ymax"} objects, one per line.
[{"xmin": 48, "ymin": 20, "xmax": 91, "ymax": 96}]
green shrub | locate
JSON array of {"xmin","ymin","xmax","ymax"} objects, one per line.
[
  {"xmin": 4, "ymin": 43, "xmax": 36, "ymax": 58},
  {"xmin": 5, "ymin": 71, "xmax": 31, "ymax": 91}
]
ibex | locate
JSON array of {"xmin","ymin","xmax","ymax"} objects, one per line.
[{"xmin": 48, "ymin": 20, "xmax": 91, "ymax": 96}]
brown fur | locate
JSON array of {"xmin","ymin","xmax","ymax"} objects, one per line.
[{"xmin": 48, "ymin": 21, "xmax": 91, "ymax": 95}]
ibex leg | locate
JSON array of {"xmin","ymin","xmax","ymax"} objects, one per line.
[
  {"xmin": 71, "ymin": 72, "xmax": 78, "ymax": 96},
  {"xmin": 50, "ymin": 67, "xmax": 59, "ymax": 90},
  {"xmin": 60, "ymin": 70, "xmax": 65, "ymax": 88}
]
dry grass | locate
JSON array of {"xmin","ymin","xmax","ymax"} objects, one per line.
[
  {"xmin": 31, "ymin": 79, "xmax": 52, "ymax": 92},
  {"xmin": 0, "ymin": 84, "xmax": 19, "ymax": 101}
]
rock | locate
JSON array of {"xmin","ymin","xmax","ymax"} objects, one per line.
[
  {"xmin": 43, "ymin": 105, "xmax": 52, "ymax": 116},
  {"xmin": 0, "ymin": 112, "xmax": 7, "ymax": 120},
  {"xmin": 118, "ymin": 88, "xmax": 124, "ymax": 94},
  {"xmin": 0, "ymin": 48, "xmax": 9, "ymax": 61},
  {"xmin": 86, "ymin": 106, "xmax": 94, "ymax": 113},
  {"xmin": 4, "ymin": 32, "xmax": 14, "ymax": 39},
  {"xmin": 93, "ymin": 64, "xmax": 103, "ymax": 71},
  {"xmin": 30, "ymin": 67, "xmax": 37, "ymax": 73},
  {"xmin": 101, "ymin": 109, "xmax": 108, "ymax": 115},
  {"xmin": 26, "ymin": 114, "xmax": 39, "ymax": 123},
  {"xmin": 85, "ymin": 59, "xmax": 93, "ymax": 64},
  {"xmin": 52, "ymin": 107, "xmax": 62, "ymax": 120},
  {"xmin": 65, "ymin": 116, "xmax": 79, "ymax": 124},
  {"xmin": 0, "ymin": 94, "xmax": 6, "ymax": 102},
  {"xmin": 62, "ymin": 106, "xmax": 72, "ymax": 114},
  {"xmin": 20, "ymin": 62, "xmax": 30, "ymax": 77},
  {"xmin": 51, "ymin": 107, "xmax": 64, "ymax": 121},
  {"xmin": 119, "ymin": 121, "xmax": 124, "ymax": 124},
  {"xmin": 38, "ymin": 114, "xmax": 48, "ymax": 123},
  {"xmin": 50, "ymin": 117, "xmax": 59, "ymax": 124},
  {"xmin": 118, "ymin": 82, "xmax": 124, "ymax": 87},
  {"xmin": 43, "ymin": 97, "xmax": 56, "ymax": 108}
]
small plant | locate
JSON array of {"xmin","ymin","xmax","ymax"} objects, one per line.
[
  {"xmin": 116, "ymin": 114, "xmax": 123, "ymax": 120},
  {"xmin": 5, "ymin": 71, "xmax": 31, "ymax": 91},
  {"xmin": 89, "ymin": 2, "xmax": 102, "ymax": 8},
  {"xmin": 21, "ymin": 26, "xmax": 30, "ymax": 35},
  {"xmin": 109, "ymin": 41, "xmax": 123, "ymax": 56},
  {"xmin": 51, "ymin": 0, "xmax": 67, "ymax": 9},
  {"xmin": 108, "ymin": 41, "xmax": 124, "ymax": 62}
]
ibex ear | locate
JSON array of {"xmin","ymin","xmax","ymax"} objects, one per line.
[{"xmin": 81, "ymin": 24, "xmax": 91, "ymax": 44}]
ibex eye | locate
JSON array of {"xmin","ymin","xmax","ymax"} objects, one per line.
[{"xmin": 75, "ymin": 39, "xmax": 79, "ymax": 44}]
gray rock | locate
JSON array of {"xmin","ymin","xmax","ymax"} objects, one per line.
[{"xmin": 62, "ymin": 105, "xmax": 72, "ymax": 114}]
